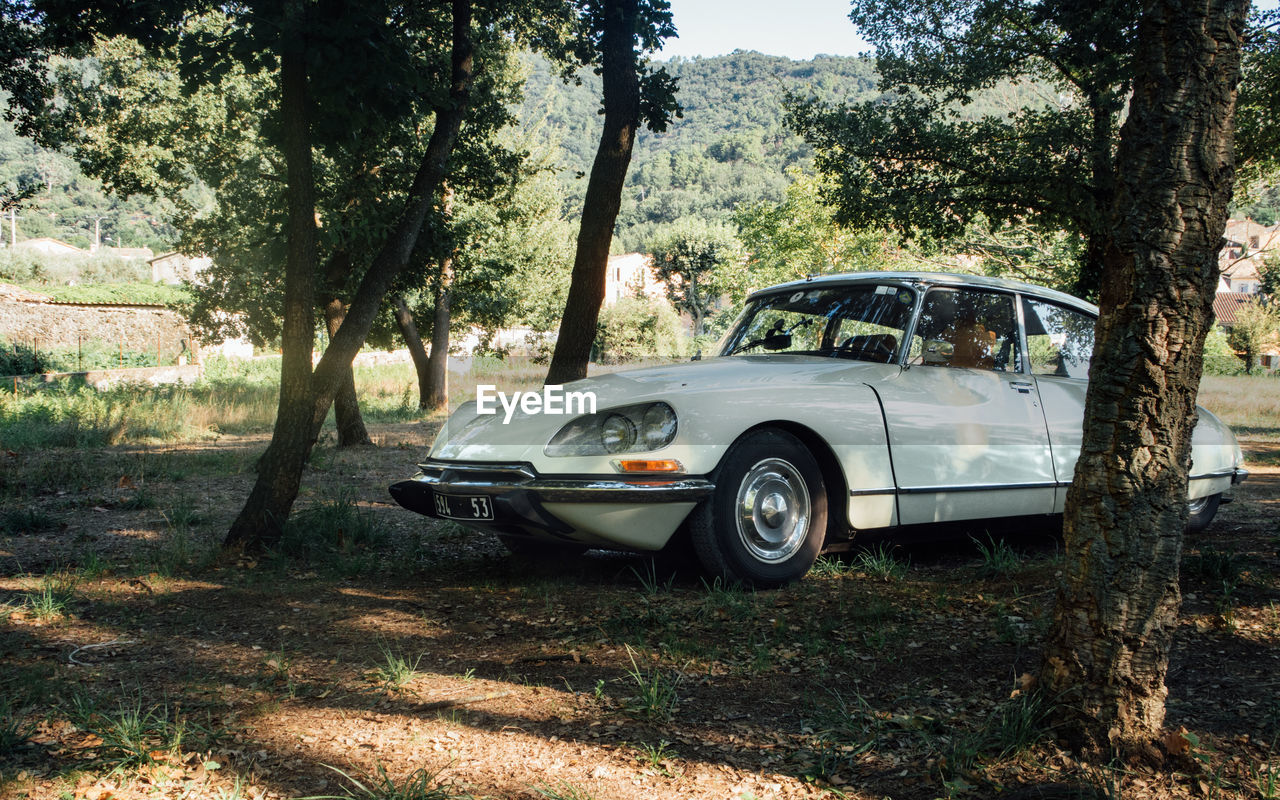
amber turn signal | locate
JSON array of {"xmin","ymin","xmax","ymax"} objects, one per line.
[{"xmin": 613, "ymin": 459, "xmax": 685, "ymax": 474}]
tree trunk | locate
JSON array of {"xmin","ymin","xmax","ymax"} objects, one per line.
[
  {"xmin": 319, "ymin": 250, "xmax": 372, "ymax": 447},
  {"xmin": 224, "ymin": 0, "xmax": 474, "ymax": 550},
  {"xmin": 423, "ymin": 184, "xmax": 455, "ymax": 413},
  {"xmin": 392, "ymin": 294, "xmax": 432, "ymax": 406},
  {"xmin": 224, "ymin": 42, "xmax": 319, "ymax": 550},
  {"xmin": 1041, "ymin": 0, "xmax": 1247, "ymax": 757},
  {"xmin": 544, "ymin": 0, "xmax": 642, "ymax": 385},
  {"xmin": 424, "ymin": 258, "xmax": 452, "ymax": 412}
]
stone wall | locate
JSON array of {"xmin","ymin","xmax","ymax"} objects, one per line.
[{"xmin": 0, "ymin": 297, "xmax": 194, "ymax": 363}]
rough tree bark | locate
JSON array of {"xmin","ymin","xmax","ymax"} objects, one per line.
[
  {"xmin": 321, "ymin": 250, "xmax": 372, "ymax": 447},
  {"xmin": 423, "ymin": 183, "xmax": 455, "ymax": 412},
  {"xmin": 543, "ymin": 0, "xmax": 643, "ymax": 385},
  {"xmin": 1041, "ymin": 0, "xmax": 1248, "ymax": 756},
  {"xmin": 224, "ymin": 40, "xmax": 319, "ymax": 549},
  {"xmin": 225, "ymin": 0, "xmax": 474, "ymax": 549},
  {"xmin": 391, "ymin": 295, "xmax": 432, "ymax": 407}
]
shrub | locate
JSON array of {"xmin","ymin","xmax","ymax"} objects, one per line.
[{"xmin": 594, "ymin": 297, "xmax": 688, "ymax": 363}]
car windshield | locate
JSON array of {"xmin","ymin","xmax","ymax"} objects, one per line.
[{"xmin": 719, "ymin": 283, "xmax": 917, "ymax": 363}]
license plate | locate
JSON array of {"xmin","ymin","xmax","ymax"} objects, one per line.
[{"xmin": 433, "ymin": 492, "xmax": 494, "ymax": 521}]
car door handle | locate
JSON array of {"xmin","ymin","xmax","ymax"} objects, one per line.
[{"xmin": 1009, "ymin": 381, "xmax": 1035, "ymax": 394}]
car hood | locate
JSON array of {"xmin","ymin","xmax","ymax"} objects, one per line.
[{"xmin": 431, "ymin": 355, "xmax": 900, "ymax": 460}]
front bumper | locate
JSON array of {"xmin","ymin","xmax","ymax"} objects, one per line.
[{"xmin": 389, "ymin": 459, "xmax": 715, "ymax": 543}]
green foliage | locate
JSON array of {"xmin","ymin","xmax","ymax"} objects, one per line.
[
  {"xmin": 0, "ymin": 701, "xmax": 34, "ymax": 756},
  {"xmin": 373, "ymin": 643, "xmax": 423, "ymax": 689},
  {"xmin": 69, "ymin": 692, "xmax": 189, "ymax": 771},
  {"xmin": 275, "ymin": 491, "xmax": 384, "ymax": 570},
  {"xmin": 532, "ymin": 781, "xmax": 595, "ymax": 800},
  {"xmin": 0, "ymin": 247, "xmax": 152, "ymax": 285},
  {"xmin": 973, "ymin": 535, "xmax": 1022, "ymax": 578},
  {"xmin": 0, "ymin": 336, "xmax": 159, "ymax": 375},
  {"xmin": 646, "ymin": 218, "xmax": 742, "ymax": 335},
  {"xmin": 593, "ymin": 296, "xmax": 687, "ymax": 363},
  {"xmin": 24, "ymin": 573, "xmax": 77, "ymax": 620},
  {"xmin": 1203, "ymin": 325, "xmax": 1246, "ymax": 375},
  {"xmin": 0, "ymin": 507, "xmax": 59, "ymax": 534},
  {"xmin": 622, "ymin": 646, "xmax": 681, "ymax": 722},
  {"xmin": 788, "ymin": 0, "xmax": 1142, "ymax": 298},
  {"xmin": 34, "ymin": 281, "xmax": 191, "ymax": 305},
  {"xmin": 1227, "ymin": 300, "xmax": 1280, "ymax": 374}
]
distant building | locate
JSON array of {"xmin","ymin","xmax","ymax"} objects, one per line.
[
  {"xmin": 1219, "ymin": 218, "xmax": 1279, "ymax": 294},
  {"xmin": 148, "ymin": 252, "xmax": 213, "ymax": 285},
  {"xmin": 12, "ymin": 237, "xmax": 86, "ymax": 257},
  {"xmin": 604, "ymin": 253, "xmax": 667, "ymax": 305}
]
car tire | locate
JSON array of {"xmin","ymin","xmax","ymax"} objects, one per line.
[
  {"xmin": 689, "ymin": 428, "xmax": 828, "ymax": 588},
  {"xmin": 497, "ymin": 535, "xmax": 588, "ymax": 558},
  {"xmin": 1185, "ymin": 493, "xmax": 1222, "ymax": 535}
]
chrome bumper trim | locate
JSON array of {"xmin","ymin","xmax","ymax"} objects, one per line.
[{"xmin": 413, "ymin": 460, "xmax": 714, "ymax": 504}]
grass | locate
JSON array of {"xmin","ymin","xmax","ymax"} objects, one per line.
[
  {"xmin": 274, "ymin": 490, "xmax": 383, "ymax": 570},
  {"xmin": 532, "ymin": 781, "xmax": 596, "ymax": 800},
  {"xmin": 634, "ymin": 739, "xmax": 678, "ymax": 776},
  {"xmin": 24, "ymin": 573, "xmax": 78, "ymax": 620},
  {"xmin": 1184, "ymin": 547, "xmax": 1243, "ymax": 583},
  {"xmin": 0, "ymin": 701, "xmax": 33, "ymax": 756},
  {"xmin": 373, "ymin": 643, "xmax": 423, "ymax": 689},
  {"xmin": 937, "ymin": 691, "xmax": 1054, "ymax": 776},
  {"xmin": 1199, "ymin": 374, "xmax": 1280, "ymax": 439},
  {"xmin": 854, "ymin": 543, "xmax": 908, "ymax": 581},
  {"xmin": 973, "ymin": 534, "xmax": 1022, "ymax": 577},
  {"xmin": 69, "ymin": 692, "xmax": 191, "ymax": 771},
  {"xmin": 622, "ymin": 645, "xmax": 682, "ymax": 722},
  {"xmin": 318, "ymin": 763, "xmax": 468, "ymax": 800},
  {"xmin": 0, "ymin": 507, "xmax": 60, "ymax": 534}
]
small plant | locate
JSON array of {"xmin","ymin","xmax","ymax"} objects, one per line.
[
  {"xmin": 276, "ymin": 490, "xmax": 383, "ymax": 569},
  {"xmin": 165, "ymin": 497, "xmax": 204, "ymax": 529},
  {"xmin": 373, "ymin": 643, "xmax": 422, "ymax": 688},
  {"xmin": 317, "ymin": 762, "xmax": 468, "ymax": 800},
  {"xmin": 854, "ymin": 544, "xmax": 908, "ymax": 581},
  {"xmin": 623, "ymin": 646, "xmax": 681, "ymax": 722},
  {"xmin": 937, "ymin": 691, "xmax": 1052, "ymax": 777},
  {"xmin": 116, "ymin": 486, "xmax": 157, "ymax": 510},
  {"xmin": 1184, "ymin": 547, "xmax": 1241, "ymax": 583},
  {"xmin": 24, "ymin": 574, "xmax": 77, "ymax": 620},
  {"xmin": 810, "ymin": 555, "xmax": 849, "ymax": 577},
  {"xmin": 630, "ymin": 560, "xmax": 674, "ymax": 594},
  {"xmin": 70, "ymin": 692, "xmax": 188, "ymax": 771},
  {"xmin": 635, "ymin": 739, "xmax": 678, "ymax": 777},
  {"xmin": 1216, "ymin": 577, "xmax": 1240, "ymax": 628},
  {"xmin": 973, "ymin": 534, "xmax": 1021, "ymax": 577},
  {"xmin": 0, "ymin": 701, "xmax": 34, "ymax": 755},
  {"xmin": 0, "ymin": 508, "xmax": 60, "ymax": 535},
  {"xmin": 532, "ymin": 781, "xmax": 595, "ymax": 800},
  {"xmin": 1255, "ymin": 757, "xmax": 1280, "ymax": 800}
]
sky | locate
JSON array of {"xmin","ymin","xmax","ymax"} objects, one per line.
[
  {"xmin": 657, "ymin": 0, "xmax": 1279, "ymax": 62},
  {"xmin": 657, "ymin": 0, "xmax": 871, "ymax": 61}
]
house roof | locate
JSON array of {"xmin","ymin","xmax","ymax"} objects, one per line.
[
  {"xmin": 1213, "ymin": 292, "xmax": 1255, "ymax": 326},
  {"xmin": 11, "ymin": 237, "xmax": 85, "ymax": 253}
]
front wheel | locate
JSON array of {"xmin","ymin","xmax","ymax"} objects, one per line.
[
  {"xmin": 1185, "ymin": 493, "xmax": 1222, "ymax": 535},
  {"xmin": 689, "ymin": 428, "xmax": 828, "ymax": 588}
]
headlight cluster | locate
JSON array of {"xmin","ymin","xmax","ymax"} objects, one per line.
[{"xmin": 545, "ymin": 402, "xmax": 678, "ymax": 457}]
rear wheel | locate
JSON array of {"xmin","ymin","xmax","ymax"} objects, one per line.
[
  {"xmin": 1186, "ymin": 493, "xmax": 1222, "ymax": 535},
  {"xmin": 689, "ymin": 428, "xmax": 828, "ymax": 588}
]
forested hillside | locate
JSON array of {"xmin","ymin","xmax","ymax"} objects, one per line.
[
  {"xmin": 0, "ymin": 108, "xmax": 177, "ymax": 252},
  {"xmin": 521, "ymin": 50, "xmax": 883, "ymax": 250}
]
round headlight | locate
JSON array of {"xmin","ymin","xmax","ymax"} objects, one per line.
[
  {"xmin": 641, "ymin": 403, "xmax": 677, "ymax": 450},
  {"xmin": 600, "ymin": 414, "xmax": 637, "ymax": 453}
]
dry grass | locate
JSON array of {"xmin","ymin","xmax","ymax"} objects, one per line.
[{"xmin": 1199, "ymin": 374, "xmax": 1280, "ymax": 440}]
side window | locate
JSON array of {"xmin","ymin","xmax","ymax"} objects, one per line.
[
  {"xmin": 909, "ymin": 288, "xmax": 1021, "ymax": 372},
  {"xmin": 1022, "ymin": 297, "xmax": 1095, "ymax": 379}
]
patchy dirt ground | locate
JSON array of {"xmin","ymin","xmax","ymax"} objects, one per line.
[{"xmin": 1, "ymin": 430, "xmax": 1278, "ymax": 800}]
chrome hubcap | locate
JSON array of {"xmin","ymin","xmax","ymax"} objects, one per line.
[
  {"xmin": 1188, "ymin": 496, "xmax": 1209, "ymax": 515},
  {"xmin": 735, "ymin": 458, "xmax": 811, "ymax": 563}
]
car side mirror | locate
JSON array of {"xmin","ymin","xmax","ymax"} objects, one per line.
[
  {"xmin": 921, "ymin": 339, "xmax": 954, "ymax": 366},
  {"xmin": 761, "ymin": 333, "xmax": 792, "ymax": 351}
]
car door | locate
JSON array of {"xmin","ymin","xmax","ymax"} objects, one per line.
[
  {"xmin": 1020, "ymin": 295, "xmax": 1096, "ymax": 512},
  {"xmin": 873, "ymin": 286, "xmax": 1058, "ymax": 525}
]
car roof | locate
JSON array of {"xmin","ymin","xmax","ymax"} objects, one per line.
[{"xmin": 749, "ymin": 271, "xmax": 1099, "ymax": 316}]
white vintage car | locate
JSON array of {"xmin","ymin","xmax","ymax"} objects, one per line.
[{"xmin": 390, "ymin": 272, "xmax": 1249, "ymax": 586}]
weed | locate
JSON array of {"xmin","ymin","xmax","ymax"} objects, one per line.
[
  {"xmin": 70, "ymin": 692, "xmax": 189, "ymax": 771},
  {"xmin": 24, "ymin": 573, "xmax": 77, "ymax": 620},
  {"xmin": 1184, "ymin": 547, "xmax": 1242, "ymax": 583},
  {"xmin": 1217, "ymin": 578, "xmax": 1240, "ymax": 629},
  {"xmin": 810, "ymin": 555, "xmax": 849, "ymax": 577},
  {"xmin": 0, "ymin": 507, "xmax": 59, "ymax": 534},
  {"xmin": 77, "ymin": 551, "xmax": 111, "ymax": 579},
  {"xmin": 260, "ymin": 651, "xmax": 294, "ymax": 690},
  {"xmin": 116, "ymin": 486, "xmax": 157, "ymax": 510},
  {"xmin": 936, "ymin": 691, "xmax": 1052, "ymax": 776},
  {"xmin": 854, "ymin": 544, "xmax": 908, "ymax": 581},
  {"xmin": 803, "ymin": 688, "xmax": 883, "ymax": 782},
  {"xmin": 532, "ymin": 781, "xmax": 595, "ymax": 800},
  {"xmin": 635, "ymin": 739, "xmax": 678, "ymax": 777},
  {"xmin": 317, "ymin": 762, "xmax": 468, "ymax": 799},
  {"xmin": 373, "ymin": 643, "xmax": 422, "ymax": 688},
  {"xmin": 1256, "ymin": 757, "xmax": 1280, "ymax": 800},
  {"xmin": 166, "ymin": 496, "xmax": 204, "ymax": 529},
  {"xmin": 276, "ymin": 490, "xmax": 383, "ymax": 570},
  {"xmin": 698, "ymin": 576, "xmax": 756, "ymax": 622},
  {"xmin": 623, "ymin": 645, "xmax": 681, "ymax": 722},
  {"xmin": 973, "ymin": 534, "xmax": 1021, "ymax": 577},
  {"xmin": 630, "ymin": 560, "xmax": 674, "ymax": 594},
  {"xmin": 0, "ymin": 701, "xmax": 33, "ymax": 755}
]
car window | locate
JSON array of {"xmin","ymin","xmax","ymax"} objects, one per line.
[
  {"xmin": 908, "ymin": 288, "xmax": 1021, "ymax": 372},
  {"xmin": 1022, "ymin": 297, "xmax": 1095, "ymax": 379},
  {"xmin": 720, "ymin": 284, "xmax": 915, "ymax": 362}
]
